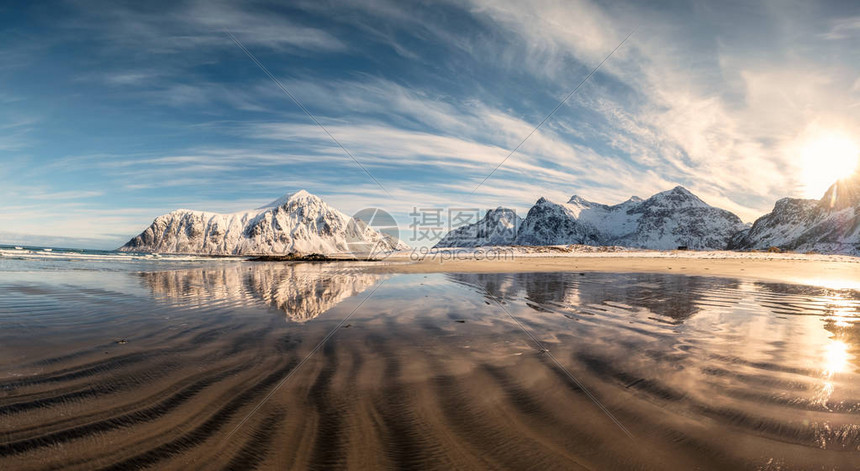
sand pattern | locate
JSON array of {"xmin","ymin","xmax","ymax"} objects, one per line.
[{"xmin": 1, "ymin": 265, "xmax": 859, "ymax": 469}]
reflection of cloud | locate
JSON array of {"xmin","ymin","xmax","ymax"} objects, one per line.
[
  {"xmin": 140, "ymin": 263, "xmax": 383, "ymax": 322},
  {"xmin": 449, "ymin": 272, "xmax": 740, "ymax": 322}
]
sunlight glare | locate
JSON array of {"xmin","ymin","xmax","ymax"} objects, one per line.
[
  {"xmin": 800, "ymin": 132, "xmax": 859, "ymax": 198},
  {"xmin": 823, "ymin": 340, "xmax": 848, "ymax": 376}
]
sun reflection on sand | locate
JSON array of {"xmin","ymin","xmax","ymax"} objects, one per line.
[
  {"xmin": 823, "ymin": 340, "xmax": 849, "ymax": 376},
  {"xmin": 793, "ymin": 277, "xmax": 860, "ymax": 292},
  {"xmin": 826, "ymin": 301, "xmax": 855, "ymax": 328},
  {"xmin": 815, "ymin": 340, "xmax": 851, "ymax": 410}
]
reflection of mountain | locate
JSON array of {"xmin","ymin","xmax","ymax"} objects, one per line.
[
  {"xmin": 141, "ymin": 263, "xmax": 383, "ymax": 322},
  {"xmin": 449, "ymin": 272, "xmax": 739, "ymax": 322},
  {"xmin": 249, "ymin": 264, "xmax": 383, "ymax": 322}
]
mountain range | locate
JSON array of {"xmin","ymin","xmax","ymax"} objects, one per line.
[
  {"xmin": 119, "ymin": 190, "xmax": 408, "ymax": 255},
  {"xmin": 121, "ymin": 175, "xmax": 860, "ymax": 256},
  {"xmin": 437, "ymin": 177, "xmax": 860, "ymax": 255},
  {"xmin": 438, "ymin": 186, "xmax": 747, "ymax": 251}
]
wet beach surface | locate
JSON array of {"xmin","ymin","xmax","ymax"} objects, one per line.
[{"xmin": 1, "ymin": 259, "xmax": 859, "ymax": 469}]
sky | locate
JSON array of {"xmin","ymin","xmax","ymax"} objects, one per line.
[{"xmin": 1, "ymin": 0, "xmax": 859, "ymax": 249}]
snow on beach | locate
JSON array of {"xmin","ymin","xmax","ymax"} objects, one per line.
[{"xmin": 406, "ymin": 244, "xmax": 860, "ymax": 263}]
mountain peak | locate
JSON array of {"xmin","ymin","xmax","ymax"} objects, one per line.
[
  {"xmin": 567, "ymin": 194, "xmax": 598, "ymax": 206},
  {"xmin": 260, "ymin": 189, "xmax": 318, "ymax": 209},
  {"xmin": 645, "ymin": 185, "xmax": 707, "ymax": 208},
  {"xmin": 670, "ymin": 185, "xmax": 694, "ymax": 196},
  {"xmin": 487, "ymin": 207, "xmax": 517, "ymax": 217}
]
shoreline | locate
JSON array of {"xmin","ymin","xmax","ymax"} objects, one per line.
[
  {"xmin": 371, "ymin": 251, "xmax": 860, "ymax": 290},
  {"xmin": 4, "ymin": 245, "xmax": 860, "ymax": 290}
]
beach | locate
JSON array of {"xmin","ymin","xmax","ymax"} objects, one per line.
[
  {"xmin": 1, "ymin": 251, "xmax": 859, "ymax": 469},
  {"xmin": 378, "ymin": 249, "xmax": 860, "ymax": 290}
]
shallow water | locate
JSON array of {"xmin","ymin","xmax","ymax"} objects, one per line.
[{"xmin": 0, "ymin": 260, "xmax": 858, "ymax": 469}]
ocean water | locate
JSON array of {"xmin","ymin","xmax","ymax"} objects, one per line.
[
  {"xmin": 0, "ymin": 246, "xmax": 236, "ymax": 272},
  {"xmin": 0, "ymin": 253, "xmax": 858, "ymax": 469}
]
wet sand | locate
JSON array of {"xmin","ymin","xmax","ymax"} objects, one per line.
[
  {"xmin": 378, "ymin": 253, "xmax": 860, "ymax": 290},
  {"xmin": 1, "ymin": 262, "xmax": 859, "ymax": 469}
]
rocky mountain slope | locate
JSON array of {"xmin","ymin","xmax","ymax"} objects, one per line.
[
  {"xmin": 729, "ymin": 175, "xmax": 860, "ymax": 255},
  {"xmin": 119, "ymin": 190, "xmax": 409, "ymax": 255},
  {"xmin": 439, "ymin": 186, "xmax": 745, "ymax": 250},
  {"xmin": 434, "ymin": 207, "xmax": 522, "ymax": 248}
]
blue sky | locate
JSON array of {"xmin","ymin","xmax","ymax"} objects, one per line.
[{"xmin": 1, "ymin": 0, "xmax": 859, "ymax": 249}]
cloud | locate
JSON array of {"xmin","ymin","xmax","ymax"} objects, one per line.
[
  {"xmin": 102, "ymin": 71, "xmax": 162, "ymax": 86},
  {"xmin": 24, "ymin": 190, "xmax": 104, "ymax": 200},
  {"xmin": 823, "ymin": 16, "xmax": 860, "ymax": 39},
  {"xmin": 458, "ymin": 0, "xmax": 860, "ymax": 208},
  {"xmin": 0, "ymin": 117, "xmax": 37, "ymax": 152},
  {"xmin": 65, "ymin": 0, "xmax": 347, "ymax": 54}
]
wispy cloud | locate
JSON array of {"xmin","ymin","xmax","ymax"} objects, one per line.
[
  {"xmin": 823, "ymin": 16, "xmax": 860, "ymax": 39},
  {"xmin": 64, "ymin": 0, "xmax": 347, "ymax": 53}
]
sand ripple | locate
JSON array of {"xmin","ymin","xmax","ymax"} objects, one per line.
[{"xmin": 0, "ymin": 266, "xmax": 858, "ymax": 469}]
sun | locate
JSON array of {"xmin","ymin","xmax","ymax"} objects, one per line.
[{"xmin": 800, "ymin": 132, "xmax": 859, "ymax": 198}]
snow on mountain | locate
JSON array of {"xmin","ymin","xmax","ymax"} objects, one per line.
[
  {"xmin": 514, "ymin": 197, "xmax": 604, "ymax": 246},
  {"xmin": 453, "ymin": 186, "xmax": 745, "ymax": 250},
  {"xmin": 729, "ymin": 175, "xmax": 860, "ymax": 255},
  {"xmin": 434, "ymin": 207, "xmax": 522, "ymax": 248},
  {"xmin": 119, "ymin": 190, "xmax": 410, "ymax": 255},
  {"xmin": 611, "ymin": 187, "xmax": 745, "ymax": 250}
]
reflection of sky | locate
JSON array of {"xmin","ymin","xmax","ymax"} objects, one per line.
[
  {"xmin": 140, "ymin": 266, "xmax": 860, "ymax": 414},
  {"xmin": 451, "ymin": 271, "xmax": 860, "ymax": 437}
]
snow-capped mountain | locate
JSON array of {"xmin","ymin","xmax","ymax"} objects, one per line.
[
  {"xmin": 729, "ymin": 175, "xmax": 860, "ymax": 255},
  {"xmin": 434, "ymin": 207, "xmax": 522, "ymax": 248},
  {"xmin": 440, "ymin": 186, "xmax": 745, "ymax": 250},
  {"xmin": 609, "ymin": 187, "xmax": 745, "ymax": 250},
  {"xmin": 119, "ymin": 190, "xmax": 409, "ymax": 255}
]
